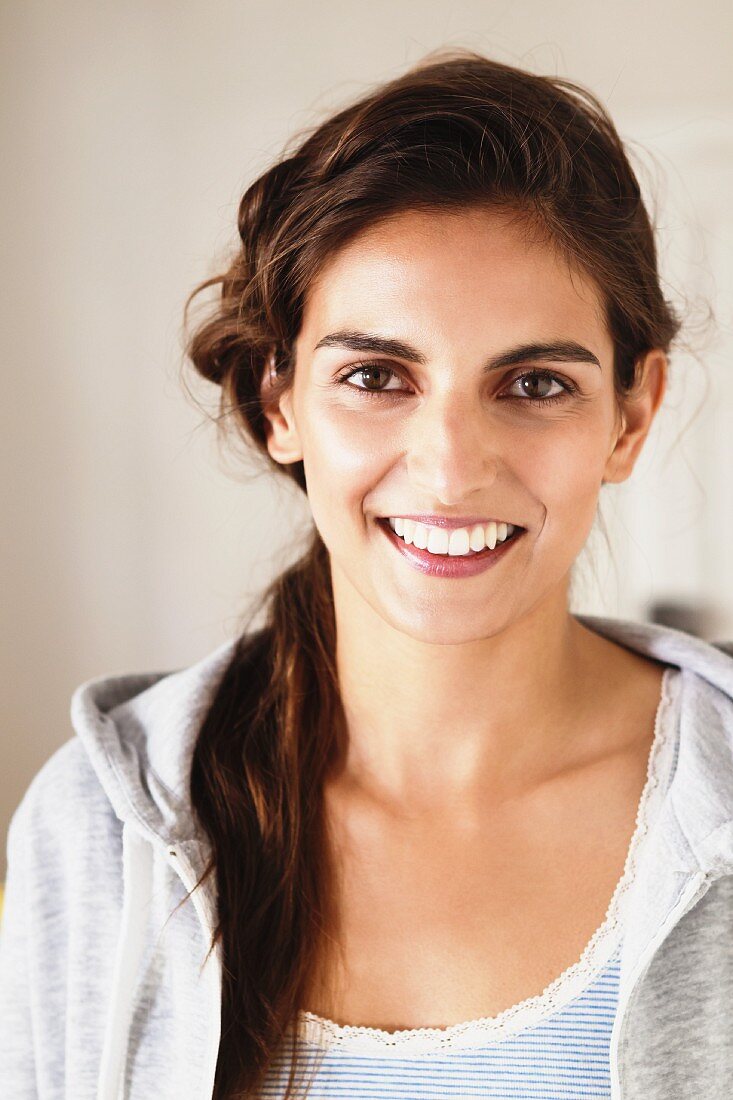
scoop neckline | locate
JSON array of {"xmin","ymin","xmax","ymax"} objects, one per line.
[{"xmin": 297, "ymin": 664, "xmax": 680, "ymax": 1054}]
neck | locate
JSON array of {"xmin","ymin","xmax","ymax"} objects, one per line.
[{"xmin": 328, "ymin": 576, "xmax": 623, "ymax": 816}]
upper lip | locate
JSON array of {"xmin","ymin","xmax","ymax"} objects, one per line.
[{"xmin": 380, "ymin": 514, "xmax": 522, "ymax": 530}]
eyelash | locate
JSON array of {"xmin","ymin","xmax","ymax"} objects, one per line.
[{"xmin": 334, "ymin": 362, "xmax": 577, "ymax": 407}]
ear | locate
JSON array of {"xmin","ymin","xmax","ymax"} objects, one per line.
[
  {"xmin": 602, "ymin": 349, "xmax": 668, "ymax": 484},
  {"xmin": 260, "ymin": 350, "xmax": 304, "ymax": 465}
]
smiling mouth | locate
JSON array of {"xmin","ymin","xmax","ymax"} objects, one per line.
[
  {"xmin": 376, "ymin": 517, "xmax": 525, "ymax": 556},
  {"xmin": 374, "ymin": 516, "xmax": 526, "ymax": 579}
]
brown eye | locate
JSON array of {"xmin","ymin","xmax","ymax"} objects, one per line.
[
  {"xmin": 335, "ymin": 362, "xmax": 407, "ymax": 396},
  {"xmin": 504, "ymin": 370, "xmax": 573, "ymax": 406}
]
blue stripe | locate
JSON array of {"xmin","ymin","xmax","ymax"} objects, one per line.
[{"xmin": 258, "ymin": 942, "xmax": 624, "ymax": 1098}]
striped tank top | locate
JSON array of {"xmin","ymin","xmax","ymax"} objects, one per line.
[{"xmin": 258, "ymin": 665, "xmax": 682, "ymax": 1099}]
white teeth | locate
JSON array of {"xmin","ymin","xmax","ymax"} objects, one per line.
[
  {"xmin": 413, "ymin": 523, "xmax": 428, "ymax": 550},
  {"xmin": 448, "ymin": 528, "xmax": 470, "ymax": 556},
  {"xmin": 468, "ymin": 524, "xmax": 485, "ymax": 552},
  {"xmin": 386, "ymin": 518, "xmax": 518, "ymax": 556},
  {"xmin": 426, "ymin": 527, "xmax": 449, "ymax": 554}
]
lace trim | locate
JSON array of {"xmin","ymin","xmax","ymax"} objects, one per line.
[{"xmin": 297, "ymin": 665, "xmax": 679, "ymax": 1054}]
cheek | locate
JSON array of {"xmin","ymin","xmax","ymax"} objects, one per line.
[
  {"xmin": 308, "ymin": 408, "xmax": 389, "ymax": 481},
  {"xmin": 300, "ymin": 408, "xmax": 394, "ymax": 535},
  {"xmin": 517, "ymin": 421, "xmax": 610, "ymax": 531}
]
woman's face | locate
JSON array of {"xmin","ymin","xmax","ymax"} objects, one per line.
[{"xmin": 263, "ymin": 205, "xmax": 663, "ymax": 644}]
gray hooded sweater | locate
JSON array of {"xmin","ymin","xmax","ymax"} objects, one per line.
[{"xmin": 2, "ymin": 612, "xmax": 733, "ymax": 1099}]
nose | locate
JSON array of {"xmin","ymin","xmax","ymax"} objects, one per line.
[{"xmin": 405, "ymin": 392, "xmax": 500, "ymax": 505}]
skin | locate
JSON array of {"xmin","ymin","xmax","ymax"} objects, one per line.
[{"xmin": 262, "ymin": 204, "xmax": 668, "ymax": 813}]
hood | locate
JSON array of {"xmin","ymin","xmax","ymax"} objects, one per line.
[
  {"xmin": 70, "ymin": 635, "xmax": 238, "ymax": 1099},
  {"xmin": 70, "ymin": 633, "xmax": 238, "ymax": 856}
]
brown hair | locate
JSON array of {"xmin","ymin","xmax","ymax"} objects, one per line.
[{"xmin": 180, "ymin": 48, "xmax": 682, "ymax": 1098}]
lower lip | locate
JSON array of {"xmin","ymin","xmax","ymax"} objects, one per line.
[{"xmin": 376, "ymin": 519, "xmax": 525, "ymax": 578}]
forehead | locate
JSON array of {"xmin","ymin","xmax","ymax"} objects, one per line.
[{"xmin": 299, "ymin": 206, "xmax": 610, "ymax": 352}]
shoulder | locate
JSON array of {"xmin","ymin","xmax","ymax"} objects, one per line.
[
  {"xmin": 12, "ymin": 734, "xmax": 118, "ymax": 829},
  {"xmin": 8, "ymin": 735, "xmax": 124, "ymax": 897},
  {"xmin": 0, "ymin": 739, "xmax": 126, "ymax": 1084}
]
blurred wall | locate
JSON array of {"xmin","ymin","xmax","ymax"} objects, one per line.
[{"xmin": 2, "ymin": 0, "xmax": 733, "ymax": 879}]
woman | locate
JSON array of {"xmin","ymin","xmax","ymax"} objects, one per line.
[{"xmin": 2, "ymin": 48, "xmax": 733, "ymax": 1100}]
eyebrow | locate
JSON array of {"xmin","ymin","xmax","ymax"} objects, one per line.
[{"xmin": 312, "ymin": 330, "xmax": 602, "ymax": 371}]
